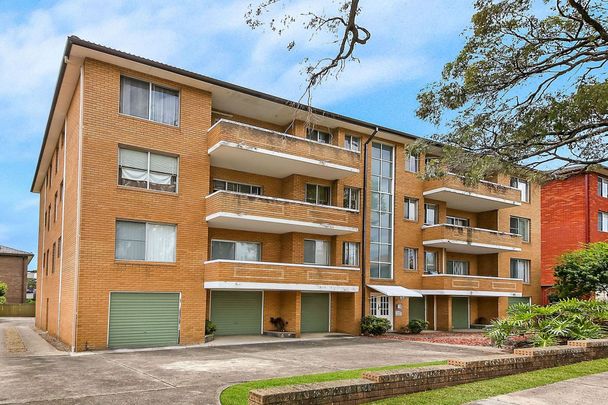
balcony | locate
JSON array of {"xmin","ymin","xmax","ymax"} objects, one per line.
[
  {"xmin": 421, "ymin": 274, "xmax": 523, "ymax": 297},
  {"xmin": 423, "ymin": 174, "xmax": 521, "ymax": 212},
  {"xmin": 203, "ymin": 260, "xmax": 360, "ymax": 292},
  {"xmin": 422, "ymin": 224, "xmax": 522, "ymax": 254},
  {"xmin": 205, "ymin": 190, "xmax": 359, "ymax": 235},
  {"xmin": 207, "ymin": 119, "xmax": 360, "ymax": 180}
]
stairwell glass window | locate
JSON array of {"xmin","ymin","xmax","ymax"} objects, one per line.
[
  {"xmin": 404, "ymin": 248, "xmax": 418, "ymax": 271},
  {"xmin": 447, "ymin": 260, "xmax": 469, "ymax": 275},
  {"xmin": 304, "ymin": 240, "xmax": 330, "ymax": 265},
  {"xmin": 342, "ymin": 242, "xmax": 360, "ymax": 266},
  {"xmin": 306, "ymin": 184, "xmax": 331, "ymax": 205},
  {"xmin": 343, "ymin": 187, "xmax": 360, "ymax": 210},
  {"xmin": 119, "ymin": 148, "xmax": 178, "ymax": 192},
  {"xmin": 599, "ymin": 212, "xmax": 608, "ymax": 232},
  {"xmin": 211, "ymin": 240, "xmax": 261, "ymax": 261},
  {"xmin": 115, "ymin": 221, "xmax": 176, "ymax": 262},
  {"xmin": 370, "ymin": 142, "xmax": 394, "ymax": 279},
  {"xmin": 510, "ymin": 177, "xmax": 530, "ymax": 203},
  {"xmin": 344, "ymin": 135, "xmax": 360, "ymax": 152},
  {"xmin": 599, "ymin": 177, "xmax": 608, "ymax": 198},
  {"xmin": 510, "ymin": 216, "xmax": 531, "ymax": 242},
  {"xmin": 404, "ymin": 197, "xmax": 418, "ymax": 221},
  {"xmin": 120, "ymin": 76, "xmax": 179, "ymax": 126},
  {"xmin": 510, "ymin": 259, "xmax": 530, "ymax": 284},
  {"xmin": 306, "ymin": 128, "xmax": 332, "ymax": 144},
  {"xmin": 424, "ymin": 203, "xmax": 439, "ymax": 225}
]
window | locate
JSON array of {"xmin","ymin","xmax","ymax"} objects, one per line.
[
  {"xmin": 213, "ymin": 179, "xmax": 262, "ymax": 195},
  {"xmin": 59, "ymin": 181, "xmax": 64, "ymax": 202},
  {"xmin": 57, "ymin": 236, "xmax": 62, "ymax": 259},
  {"xmin": 49, "ymin": 161, "xmax": 52, "ymax": 185},
  {"xmin": 306, "ymin": 184, "xmax": 331, "ymax": 205},
  {"xmin": 342, "ymin": 242, "xmax": 360, "ymax": 266},
  {"xmin": 599, "ymin": 177, "xmax": 608, "ymax": 198},
  {"xmin": 55, "ymin": 147, "xmax": 59, "ymax": 174},
  {"xmin": 510, "ymin": 216, "xmax": 531, "ymax": 242},
  {"xmin": 424, "ymin": 203, "xmax": 438, "ymax": 225},
  {"xmin": 119, "ymin": 148, "xmax": 178, "ymax": 192},
  {"xmin": 510, "ymin": 259, "xmax": 530, "ymax": 283},
  {"xmin": 406, "ymin": 154, "xmax": 419, "ymax": 173},
  {"xmin": 446, "ymin": 216, "xmax": 469, "ymax": 227},
  {"xmin": 370, "ymin": 142, "xmax": 394, "ymax": 279},
  {"xmin": 43, "ymin": 251, "xmax": 47, "ymax": 276},
  {"xmin": 599, "ymin": 212, "xmax": 608, "ymax": 232},
  {"xmin": 447, "ymin": 260, "xmax": 469, "ymax": 275},
  {"xmin": 306, "ymin": 128, "xmax": 332, "ymax": 144},
  {"xmin": 425, "ymin": 156, "xmax": 439, "ymax": 176},
  {"xmin": 343, "ymin": 187, "xmax": 360, "ymax": 210},
  {"xmin": 47, "ymin": 205, "xmax": 51, "ymax": 230},
  {"xmin": 424, "ymin": 251, "xmax": 438, "ymax": 274},
  {"xmin": 54, "ymin": 192, "xmax": 58, "ymax": 222},
  {"xmin": 115, "ymin": 221, "xmax": 176, "ymax": 262},
  {"xmin": 404, "ymin": 197, "xmax": 418, "ymax": 221},
  {"xmin": 120, "ymin": 76, "xmax": 179, "ymax": 126},
  {"xmin": 510, "ymin": 177, "xmax": 530, "ymax": 203},
  {"xmin": 44, "ymin": 210, "xmax": 47, "ymax": 231},
  {"xmin": 211, "ymin": 240, "xmax": 261, "ymax": 261},
  {"xmin": 52, "ymin": 243, "xmax": 56, "ymax": 274},
  {"xmin": 304, "ymin": 239, "xmax": 330, "ymax": 265},
  {"xmin": 344, "ymin": 135, "xmax": 360, "ymax": 152},
  {"xmin": 404, "ymin": 248, "xmax": 418, "ymax": 271}
]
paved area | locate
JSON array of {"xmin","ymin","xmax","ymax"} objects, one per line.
[
  {"xmin": 470, "ymin": 371, "xmax": 608, "ymax": 404},
  {"xmin": 0, "ymin": 317, "xmax": 63, "ymax": 357},
  {"xmin": 0, "ymin": 318, "xmax": 501, "ymax": 404}
]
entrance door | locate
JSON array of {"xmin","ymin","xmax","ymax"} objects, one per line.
[
  {"xmin": 370, "ymin": 294, "xmax": 393, "ymax": 328},
  {"xmin": 452, "ymin": 297, "xmax": 469, "ymax": 329}
]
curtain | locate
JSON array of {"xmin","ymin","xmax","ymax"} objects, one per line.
[
  {"xmin": 151, "ymin": 85, "xmax": 179, "ymax": 126},
  {"xmin": 120, "ymin": 148, "xmax": 148, "ymax": 169},
  {"xmin": 115, "ymin": 221, "xmax": 146, "ymax": 260},
  {"xmin": 120, "ymin": 77, "xmax": 149, "ymax": 119},
  {"xmin": 146, "ymin": 223, "xmax": 176, "ymax": 262},
  {"xmin": 449, "ymin": 261, "xmax": 468, "ymax": 275},
  {"xmin": 236, "ymin": 242, "xmax": 260, "ymax": 261},
  {"xmin": 121, "ymin": 168, "xmax": 148, "ymax": 182},
  {"xmin": 316, "ymin": 241, "xmax": 329, "ymax": 265}
]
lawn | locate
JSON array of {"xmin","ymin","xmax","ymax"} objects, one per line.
[
  {"xmin": 373, "ymin": 357, "xmax": 608, "ymax": 404},
  {"xmin": 219, "ymin": 360, "xmax": 446, "ymax": 405}
]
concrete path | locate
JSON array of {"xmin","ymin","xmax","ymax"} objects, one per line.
[
  {"xmin": 0, "ymin": 318, "xmax": 502, "ymax": 405},
  {"xmin": 470, "ymin": 371, "xmax": 608, "ymax": 404},
  {"xmin": 0, "ymin": 317, "xmax": 62, "ymax": 357}
]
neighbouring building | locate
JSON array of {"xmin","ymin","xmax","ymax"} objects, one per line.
[
  {"xmin": 541, "ymin": 166, "xmax": 608, "ymax": 304},
  {"xmin": 32, "ymin": 37, "xmax": 541, "ymax": 351},
  {"xmin": 0, "ymin": 245, "xmax": 34, "ymax": 304}
]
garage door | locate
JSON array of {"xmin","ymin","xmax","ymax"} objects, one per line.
[
  {"xmin": 210, "ymin": 291, "xmax": 262, "ymax": 336},
  {"xmin": 108, "ymin": 292, "xmax": 180, "ymax": 349},
  {"xmin": 452, "ymin": 297, "xmax": 469, "ymax": 329},
  {"xmin": 301, "ymin": 293, "xmax": 329, "ymax": 333},
  {"xmin": 508, "ymin": 297, "xmax": 531, "ymax": 308},
  {"xmin": 409, "ymin": 297, "xmax": 426, "ymax": 322}
]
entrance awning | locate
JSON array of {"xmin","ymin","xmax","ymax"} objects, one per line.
[{"xmin": 368, "ymin": 285, "xmax": 423, "ymax": 297}]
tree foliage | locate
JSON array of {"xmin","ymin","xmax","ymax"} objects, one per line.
[
  {"xmin": 416, "ymin": 0, "xmax": 608, "ymax": 179},
  {"xmin": 0, "ymin": 281, "xmax": 7, "ymax": 305},
  {"xmin": 553, "ymin": 241, "xmax": 608, "ymax": 299}
]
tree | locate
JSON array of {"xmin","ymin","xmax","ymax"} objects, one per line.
[
  {"xmin": 246, "ymin": 0, "xmax": 608, "ymax": 180},
  {"xmin": 553, "ymin": 242, "xmax": 608, "ymax": 299},
  {"xmin": 0, "ymin": 281, "xmax": 7, "ymax": 305}
]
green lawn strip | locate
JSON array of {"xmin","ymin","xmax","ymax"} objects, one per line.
[
  {"xmin": 373, "ymin": 357, "xmax": 608, "ymax": 405},
  {"xmin": 220, "ymin": 360, "xmax": 446, "ymax": 405}
]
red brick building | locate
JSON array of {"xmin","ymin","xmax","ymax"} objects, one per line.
[{"xmin": 541, "ymin": 166, "xmax": 608, "ymax": 303}]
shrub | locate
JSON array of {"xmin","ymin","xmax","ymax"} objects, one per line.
[
  {"xmin": 407, "ymin": 319, "xmax": 429, "ymax": 334},
  {"xmin": 486, "ymin": 298, "xmax": 608, "ymax": 348},
  {"xmin": 205, "ymin": 320, "xmax": 217, "ymax": 335},
  {"xmin": 0, "ymin": 281, "xmax": 7, "ymax": 305},
  {"xmin": 270, "ymin": 317, "xmax": 288, "ymax": 332},
  {"xmin": 361, "ymin": 315, "xmax": 391, "ymax": 336}
]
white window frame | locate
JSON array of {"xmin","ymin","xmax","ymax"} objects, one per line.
[
  {"xmin": 599, "ymin": 177, "xmax": 608, "ymax": 198},
  {"xmin": 118, "ymin": 147, "xmax": 179, "ymax": 193},
  {"xmin": 424, "ymin": 203, "xmax": 439, "ymax": 225},
  {"xmin": 119, "ymin": 75, "xmax": 180, "ymax": 126},
  {"xmin": 447, "ymin": 260, "xmax": 469, "ymax": 275},
  {"xmin": 510, "ymin": 258, "xmax": 531, "ymax": 284},
  {"xmin": 344, "ymin": 134, "xmax": 361, "ymax": 152},
  {"xmin": 404, "ymin": 247, "xmax": 418, "ymax": 271},
  {"xmin": 424, "ymin": 251, "xmax": 438, "ymax": 274},
  {"xmin": 306, "ymin": 128, "xmax": 332, "ymax": 144},
  {"xmin": 305, "ymin": 183, "xmax": 331, "ymax": 205},
  {"xmin": 342, "ymin": 242, "xmax": 360, "ymax": 267},
  {"xmin": 446, "ymin": 216, "xmax": 469, "ymax": 227},
  {"xmin": 343, "ymin": 187, "xmax": 360, "ymax": 210},
  {"xmin": 406, "ymin": 153, "xmax": 419, "ymax": 173},
  {"xmin": 213, "ymin": 179, "xmax": 262, "ymax": 195},
  {"xmin": 404, "ymin": 197, "xmax": 418, "ymax": 221},
  {"xmin": 115, "ymin": 220, "xmax": 176, "ymax": 263},
  {"xmin": 510, "ymin": 177, "xmax": 530, "ymax": 203},
  {"xmin": 304, "ymin": 239, "xmax": 330, "ymax": 266},
  {"xmin": 210, "ymin": 239, "xmax": 262, "ymax": 261},
  {"xmin": 510, "ymin": 216, "xmax": 531, "ymax": 242},
  {"xmin": 599, "ymin": 211, "xmax": 608, "ymax": 232}
]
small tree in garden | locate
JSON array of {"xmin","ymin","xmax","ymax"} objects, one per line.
[
  {"xmin": 553, "ymin": 242, "xmax": 608, "ymax": 300},
  {"xmin": 0, "ymin": 281, "xmax": 7, "ymax": 305}
]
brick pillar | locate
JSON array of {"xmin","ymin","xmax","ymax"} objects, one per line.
[
  {"xmin": 435, "ymin": 296, "xmax": 452, "ymax": 331},
  {"xmin": 498, "ymin": 296, "xmax": 509, "ymax": 318},
  {"xmin": 294, "ymin": 291, "xmax": 302, "ymax": 337}
]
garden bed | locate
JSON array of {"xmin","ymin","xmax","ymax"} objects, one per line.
[{"xmin": 376, "ymin": 331, "xmax": 492, "ymax": 347}]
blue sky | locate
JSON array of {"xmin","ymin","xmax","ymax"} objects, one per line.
[{"xmin": 0, "ymin": 0, "xmax": 474, "ymax": 269}]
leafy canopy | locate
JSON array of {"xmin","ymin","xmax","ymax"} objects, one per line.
[{"xmin": 554, "ymin": 241, "xmax": 608, "ymax": 299}]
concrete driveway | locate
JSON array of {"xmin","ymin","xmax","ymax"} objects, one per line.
[{"xmin": 0, "ymin": 317, "xmax": 501, "ymax": 405}]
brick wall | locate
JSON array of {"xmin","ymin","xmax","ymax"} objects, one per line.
[{"xmin": 0, "ymin": 256, "xmax": 28, "ymax": 303}]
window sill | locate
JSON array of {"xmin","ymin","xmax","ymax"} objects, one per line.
[
  {"xmin": 118, "ymin": 112, "xmax": 180, "ymax": 129},
  {"xmin": 402, "ymin": 218, "xmax": 418, "ymax": 223},
  {"xmin": 117, "ymin": 185, "xmax": 179, "ymax": 197},
  {"xmin": 115, "ymin": 260, "xmax": 177, "ymax": 267}
]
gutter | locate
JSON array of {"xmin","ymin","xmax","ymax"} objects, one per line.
[{"xmin": 360, "ymin": 127, "xmax": 379, "ymax": 319}]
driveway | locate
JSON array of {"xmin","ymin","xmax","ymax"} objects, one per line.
[{"xmin": 0, "ymin": 317, "xmax": 501, "ymax": 404}]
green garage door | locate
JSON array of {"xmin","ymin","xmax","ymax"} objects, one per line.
[
  {"xmin": 301, "ymin": 293, "xmax": 330, "ymax": 333},
  {"xmin": 409, "ymin": 297, "xmax": 426, "ymax": 322},
  {"xmin": 108, "ymin": 292, "xmax": 180, "ymax": 349},
  {"xmin": 210, "ymin": 291, "xmax": 262, "ymax": 336},
  {"xmin": 508, "ymin": 297, "xmax": 531, "ymax": 307},
  {"xmin": 452, "ymin": 297, "xmax": 469, "ymax": 329}
]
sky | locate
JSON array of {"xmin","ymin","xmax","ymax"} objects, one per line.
[{"xmin": 0, "ymin": 0, "xmax": 475, "ymax": 269}]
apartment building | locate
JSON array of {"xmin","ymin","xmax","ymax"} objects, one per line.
[
  {"xmin": 541, "ymin": 166, "xmax": 608, "ymax": 304},
  {"xmin": 32, "ymin": 37, "xmax": 541, "ymax": 351}
]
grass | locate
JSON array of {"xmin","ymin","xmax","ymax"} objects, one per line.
[
  {"xmin": 373, "ymin": 357, "xmax": 608, "ymax": 404},
  {"xmin": 219, "ymin": 360, "xmax": 446, "ymax": 405}
]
